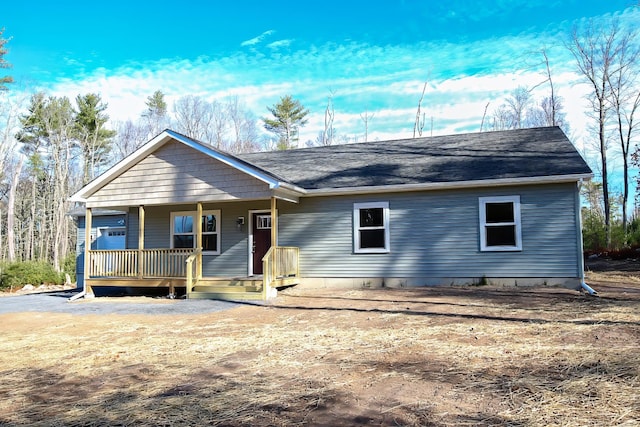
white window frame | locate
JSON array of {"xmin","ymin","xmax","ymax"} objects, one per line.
[
  {"xmin": 170, "ymin": 210, "xmax": 221, "ymax": 255},
  {"xmin": 479, "ymin": 196, "xmax": 522, "ymax": 252},
  {"xmin": 256, "ymin": 214, "xmax": 271, "ymax": 229},
  {"xmin": 353, "ymin": 202, "xmax": 390, "ymax": 254}
]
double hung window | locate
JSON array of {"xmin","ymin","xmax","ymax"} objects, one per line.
[
  {"xmin": 353, "ymin": 202, "xmax": 390, "ymax": 253},
  {"xmin": 479, "ymin": 196, "xmax": 521, "ymax": 251},
  {"xmin": 171, "ymin": 210, "xmax": 220, "ymax": 254}
]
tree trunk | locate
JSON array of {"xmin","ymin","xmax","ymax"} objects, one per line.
[
  {"xmin": 599, "ymin": 99, "xmax": 611, "ymax": 247},
  {"xmin": 7, "ymin": 157, "xmax": 24, "ymax": 262},
  {"xmin": 27, "ymin": 177, "xmax": 36, "ymax": 260}
]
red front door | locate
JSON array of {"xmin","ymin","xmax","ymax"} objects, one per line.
[{"xmin": 252, "ymin": 213, "xmax": 272, "ymax": 275}]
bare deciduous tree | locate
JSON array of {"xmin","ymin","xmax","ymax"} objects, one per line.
[
  {"xmin": 505, "ymin": 86, "xmax": 532, "ymax": 129},
  {"xmin": 112, "ymin": 120, "xmax": 148, "ymax": 161},
  {"xmin": 360, "ymin": 110, "xmax": 374, "ymax": 142},
  {"xmin": 491, "ymin": 105, "xmax": 513, "ymax": 131},
  {"xmin": 226, "ymin": 96, "xmax": 261, "ymax": 153},
  {"xmin": 6, "ymin": 156, "xmax": 23, "ymax": 261},
  {"xmin": 321, "ymin": 93, "xmax": 335, "ymax": 146},
  {"xmin": 608, "ymin": 33, "xmax": 640, "ymax": 235},
  {"xmin": 174, "ymin": 95, "xmax": 214, "ymax": 142},
  {"xmin": 568, "ymin": 19, "xmax": 638, "ymax": 246},
  {"xmin": 413, "ymin": 82, "xmax": 427, "ymax": 138}
]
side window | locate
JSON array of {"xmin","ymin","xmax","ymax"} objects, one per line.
[
  {"xmin": 353, "ymin": 202, "xmax": 390, "ymax": 253},
  {"xmin": 171, "ymin": 210, "xmax": 221, "ymax": 254},
  {"xmin": 479, "ymin": 196, "xmax": 522, "ymax": 251},
  {"xmin": 201, "ymin": 213, "xmax": 219, "ymax": 253},
  {"xmin": 172, "ymin": 214, "xmax": 194, "ymax": 249}
]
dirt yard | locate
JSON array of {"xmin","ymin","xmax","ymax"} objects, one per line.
[{"xmin": 1, "ymin": 261, "xmax": 639, "ymax": 426}]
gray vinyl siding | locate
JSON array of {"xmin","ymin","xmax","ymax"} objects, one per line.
[
  {"xmin": 78, "ymin": 182, "xmax": 582, "ymax": 285},
  {"xmin": 128, "ymin": 201, "xmax": 271, "ymax": 277},
  {"xmin": 75, "ymin": 213, "xmax": 128, "ymax": 287},
  {"xmin": 87, "ymin": 141, "xmax": 271, "ymax": 208},
  {"xmin": 277, "ymin": 183, "xmax": 581, "ymax": 280}
]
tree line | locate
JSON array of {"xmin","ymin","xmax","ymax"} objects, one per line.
[
  {"xmin": 0, "ymin": 16, "xmax": 639, "ymax": 281},
  {"xmin": 0, "ymin": 83, "xmax": 312, "ymax": 272}
]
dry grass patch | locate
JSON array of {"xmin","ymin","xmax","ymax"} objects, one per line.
[{"xmin": 0, "ymin": 283, "xmax": 639, "ymax": 426}]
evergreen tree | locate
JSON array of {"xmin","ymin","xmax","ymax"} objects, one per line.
[
  {"xmin": 74, "ymin": 93, "xmax": 116, "ymax": 184},
  {"xmin": 263, "ymin": 95, "xmax": 309, "ymax": 150},
  {"xmin": 16, "ymin": 93, "xmax": 76, "ymax": 270},
  {"xmin": 0, "ymin": 28, "xmax": 13, "ymax": 91},
  {"xmin": 143, "ymin": 90, "xmax": 168, "ymax": 137}
]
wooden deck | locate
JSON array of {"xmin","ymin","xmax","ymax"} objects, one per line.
[{"xmin": 85, "ymin": 247, "xmax": 299, "ymax": 301}]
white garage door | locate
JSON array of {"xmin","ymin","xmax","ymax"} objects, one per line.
[{"xmin": 97, "ymin": 227, "xmax": 126, "ymax": 250}]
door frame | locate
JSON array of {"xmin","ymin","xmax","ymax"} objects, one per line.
[{"xmin": 248, "ymin": 209, "xmax": 277, "ymax": 276}]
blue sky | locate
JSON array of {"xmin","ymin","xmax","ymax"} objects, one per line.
[{"xmin": 2, "ymin": 0, "xmax": 639, "ymax": 178}]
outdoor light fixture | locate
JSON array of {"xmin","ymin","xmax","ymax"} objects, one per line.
[{"xmin": 236, "ymin": 216, "xmax": 245, "ymax": 231}]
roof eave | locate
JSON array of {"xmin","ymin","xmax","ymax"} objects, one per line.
[{"xmin": 303, "ymin": 173, "xmax": 594, "ymax": 197}]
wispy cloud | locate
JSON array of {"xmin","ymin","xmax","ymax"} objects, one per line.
[
  {"xmin": 44, "ymin": 6, "xmax": 638, "ymax": 153},
  {"xmin": 48, "ymin": 35, "xmax": 566, "ymax": 142},
  {"xmin": 267, "ymin": 39, "xmax": 292, "ymax": 50},
  {"xmin": 240, "ymin": 30, "xmax": 275, "ymax": 47}
]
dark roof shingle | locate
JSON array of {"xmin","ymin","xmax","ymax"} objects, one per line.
[{"xmin": 238, "ymin": 127, "xmax": 592, "ymax": 190}]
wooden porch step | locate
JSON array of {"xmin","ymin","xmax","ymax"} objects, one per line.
[
  {"xmin": 273, "ymin": 276, "xmax": 299, "ymax": 287},
  {"xmin": 196, "ymin": 278, "xmax": 262, "ymax": 288},
  {"xmin": 189, "ymin": 277, "xmax": 264, "ymax": 301},
  {"xmin": 187, "ymin": 291, "xmax": 265, "ymax": 301},
  {"xmin": 192, "ymin": 284, "xmax": 261, "ymax": 293}
]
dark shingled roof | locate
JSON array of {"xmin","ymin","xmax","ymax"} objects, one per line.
[{"xmin": 238, "ymin": 127, "xmax": 592, "ymax": 190}]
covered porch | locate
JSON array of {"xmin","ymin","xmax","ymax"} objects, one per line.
[
  {"xmin": 70, "ymin": 130, "xmax": 308, "ymax": 300},
  {"xmin": 83, "ymin": 198, "xmax": 300, "ymax": 300}
]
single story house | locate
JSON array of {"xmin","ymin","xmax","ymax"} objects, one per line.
[{"xmin": 70, "ymin": 126, "xmax": 593, "ymax": 300}]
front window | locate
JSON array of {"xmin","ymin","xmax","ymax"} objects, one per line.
[
  {"xmin": 171, "ymin": 210, "xmax": 220, "ymax": 254},
  {"xmin": 354, "ymin": 202, "xmax": 390, "ymax": 253},
  {"xmin": 479, "ymin": 196, "xmax": 522, "ymax": 251}
]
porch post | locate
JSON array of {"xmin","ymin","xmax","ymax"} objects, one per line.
[
  {"xmin": 270, "ymin": 197, "xmax": 278, "ymax": 284},
  {"xmin": 196, "ymin": 202, "xmax": 203, "ymax": 279},
  {"xmin": 270, "ymin": 196, "xmax": 277, "ymax": 247},
  {"xmin": 84, "ymin": 207, "xmax": 93, "ymax": 296},
  {"xmin": 138, "ymin": 205, "xmax": 145, "ymax": 279}
]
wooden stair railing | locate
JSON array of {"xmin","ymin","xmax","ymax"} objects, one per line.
[
  {"xmin": 185, "ymin": 248, "xmax": 203, "ymax": 299},
  {"xmin": 262, "ymin": 246, "xmax": 299, "ymax": 300}
]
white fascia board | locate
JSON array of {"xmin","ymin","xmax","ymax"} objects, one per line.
[
  {"xmin": 303, "ymin": 173, "xmax": 594, "ymax": 197},
  {"xmin": 271, "ymin": 181, "xmax": 307, "ymax": 195},
  {"xmin": 272, "ymin": 187, "xmax": 300, "ymax": 203}
]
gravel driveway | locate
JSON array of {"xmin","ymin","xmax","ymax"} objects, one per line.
[{"xmin": 0, "ymin": 290, "xmax": 243, "ymax": 315}]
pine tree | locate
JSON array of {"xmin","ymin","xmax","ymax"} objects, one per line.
[
  {"xmin": 143, "ymin": 90, "xmax": 168, "ymax": 137},
  {"xmin": 0, "ymin": 28, "xmax": 13, "ymax": 91},
  {"xmin": 263, "ymin": 95, "xmax": 309, "ymax": 150},
  {"xmin": 74, "ymin": 93, "xmax": 116, "ymax": 184}
]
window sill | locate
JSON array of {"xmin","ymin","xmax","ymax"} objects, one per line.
[{"xmin": 480, "ymin": 247, "xmax": 522, "ymax": 252}]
